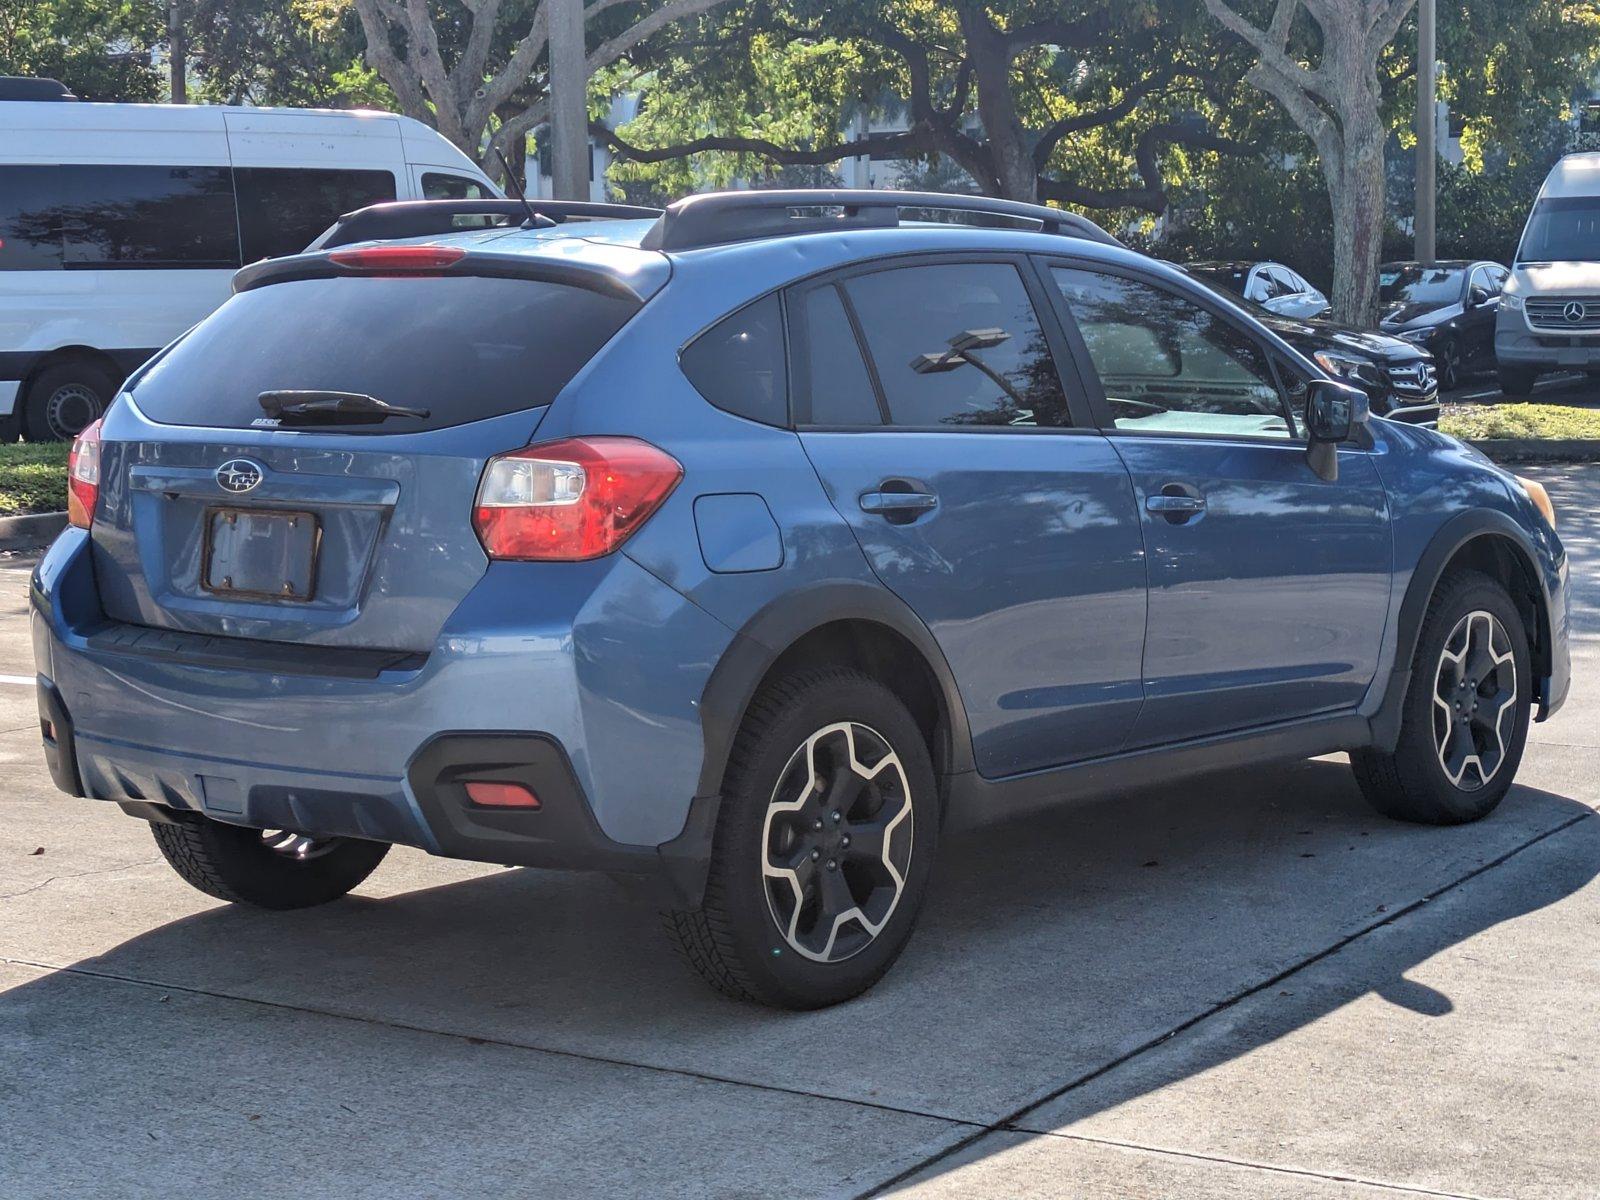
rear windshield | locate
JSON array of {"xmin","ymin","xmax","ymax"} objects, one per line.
[
  {"xmin": 1518, "ymin": 196, "xmax": 1600, "ymax": 263},
  {"xmin": 131, "ymin": 274, "xmax": 638, "ymax": 432}
]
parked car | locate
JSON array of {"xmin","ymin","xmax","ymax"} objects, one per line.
[
  {"xmin": 33, "ymin": 191, "xmax": 1569, "ymax": 1009},
  {"xmin": 1183, "ymin": 265, "xmax": 1439, "ymax": 426},
  {"xmin": 1378, "ymin": 259, "xmax": 1508, "ymax": 390},
  {"xmin": 1185, "ymin": 259, "xmax": 1330, "ymax": 318},
  {"xmin": 1495, "ymin": 151, "xmax": 1600, "ymax": 396},
  {"xmin": 0, "ymin": 76, "xmax": 499, "ymax": 441}
]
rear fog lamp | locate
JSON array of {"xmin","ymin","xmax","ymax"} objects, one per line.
[{"xmin": 464, "ymin": 781, "xmax": 541, "ymax": 809}]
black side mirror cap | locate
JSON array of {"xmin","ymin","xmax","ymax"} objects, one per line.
[{"xmin": 1304, "ymin": 379, "xmax": 1369, "ymax": 482}]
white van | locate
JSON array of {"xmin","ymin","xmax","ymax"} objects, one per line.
[
  {"xmin": 1496, "ymin": 152, "xmax": 1600, "ymax": 395},
  {"xmin": 0, "ymin": 80, "xmax": 499, "ymax": 439}
]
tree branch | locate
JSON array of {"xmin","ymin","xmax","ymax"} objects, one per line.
[
  {"xmin": 1201, "ymin": 0, "xmax": 1322, "ymax": 94},
  {"xmin": 592, "ymin": 121, "xmax": 937, "ymax": 167}
]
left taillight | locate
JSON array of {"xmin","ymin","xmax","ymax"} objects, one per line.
[
  {"xmin": 66, "ymin": 418, "xmax": 103, "ymax": 529},
  {"xmin": 472, "ymin": 436, "xmax": 683, "ymax": 561}
]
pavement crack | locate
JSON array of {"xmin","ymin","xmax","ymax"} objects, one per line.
[
  {"xmin": 0, "ymin": 856, "xmax": 160, "ymax": 901},
  {"xmin": 855, "ymin": 809, "xmax": 1595, "ymax": 1198},
  {"xmin": 1036, "ymin": 1131, "xmax": 1507, "ymax": 1200},
  {"xmin": 0, "ymin": 955, "xmax": 986, "ymax": 1133}
]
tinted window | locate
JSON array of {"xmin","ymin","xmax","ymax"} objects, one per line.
[
  {"xmin": 1380, "ymin": 264, "xmax": 1464, "ymax": 307},
  {"xmin": 680, "ymin": 295, "xmax": 788, "ymax": 426},
  {"xmin": 235, "ymin": 167, "xmax": 396, "ymax": 262},
  {"xmin": 1052, "ymin": 267, "xmax": 1294, "ymax": 440},
  {"xmin": 842, "ymin": 263, "xmax": 1071, "ymax": 428},
  {"xmin": 0, "ymin": 165, "xmax": 238, "ymax": 270},
  {"xmin": 132, "ymin": 275, "xmax": 638, "ymax": 432},
  {"xmin": 1249, "ymin": 268, "xmax": 1287, "ymax": 301},
  {"xmin": 794, "ymin": 284, "xmax": 882, "ymax": 426},
  {"xmin": 423, "ymin": 172, "xmax": 490, "ymax": 200},
  {"xmin": 1518, "ymin": 196, "xmax": 1600, "ymax": 263}
]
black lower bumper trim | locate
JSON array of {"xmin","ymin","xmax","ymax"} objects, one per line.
[{"xmin": 36, "ymin": 676, "xmax": 82, "ymax": 797}]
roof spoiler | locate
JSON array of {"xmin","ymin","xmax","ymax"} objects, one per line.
[
  {"xmin": 305, "ymin": 199, "xmax": 664, "ymax": 252},
  {"xmin": 638, "ymin": 189, "xmax": 1123, "ymax": 252}
]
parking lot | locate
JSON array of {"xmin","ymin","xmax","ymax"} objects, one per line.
[{"xmin": 1, "ymin": 465, "xmax": 1595, "ymax": 1200}]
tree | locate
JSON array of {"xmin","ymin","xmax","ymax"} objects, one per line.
[
  {"xmin": 1199, "ymin": 0, "xmax": 1417, "ymax": 325},
  {"xmin": 597, "ymin": 1, "xmax": 1260, "ymax": 213},
  {"xmin": 184, "ymin": 0, "xmax": 391, "ymax": 109},
  {"xmin": 0, "ymin": 0, "xmax": 163, "ymax": 101},
  {"xmin": 345, "ymin": 0, "xmax": 736, "ymax": 171}
]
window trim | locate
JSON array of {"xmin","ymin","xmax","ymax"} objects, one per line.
[
  {"xmin": 1033, "ymin": 253, "xmax": 1317, "ymax": 447},
  {"xmin": 786, "ymin": 250, "xmax": 1099, "ymax": 434}
]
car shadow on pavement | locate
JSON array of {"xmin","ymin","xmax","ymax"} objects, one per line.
[{"xmin": 5, "ymin": 757, "xmax": 1596, "ymax": 1196}]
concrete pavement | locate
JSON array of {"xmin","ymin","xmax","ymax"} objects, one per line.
[{"xmin": 2, "ymin": 469, "xmax": 1597, "ymax": 1199}]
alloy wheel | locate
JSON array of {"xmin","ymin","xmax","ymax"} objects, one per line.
[
  {"xmin": 259, "ymin": 829, "xmax": 340, "ymax": 861},
  {"xmin": 762, "ymin": 721, "xmax": 914, "ymax": 963},
  {"xmin": 1431, "ymin": 610, "xmax": 1518, "ymax": 791}
]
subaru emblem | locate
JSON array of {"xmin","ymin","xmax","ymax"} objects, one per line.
[
  {"xmin": 1564, "ymin": 300, "xmax": 1587, "ymax": 324},
  {"xmin": 216, "ymin": 459, "xmax": 264, "ymax": 494}
]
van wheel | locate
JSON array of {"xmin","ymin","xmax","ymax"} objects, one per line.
[
  {"xmin": 1351, "ymin": 569, "xmax": 1531, "ymax": 825},
  {"xmin": 663, "ymin": 667, "xmax": 938, "ymax": 1008},
  {"xmin": 1496, "ymin": 366, "xmax": 1538, "ymax": 397},
  {"xmin": 149, "ymin": 813, "xmax": 390, "ymax": 909},
  {"xmin": 23, "ymin": 362, "xmax": 114, "ymax": 442}
]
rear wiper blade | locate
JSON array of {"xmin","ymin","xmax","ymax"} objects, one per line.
[{"xmin": 258, "ymin": 390, "xmax": 430, "ymax": 424}]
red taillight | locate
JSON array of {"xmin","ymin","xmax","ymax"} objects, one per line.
[
  {"xmin": 464, "ymin": 781, "xmax": 541, "ymax": 809},
  {"xmin": 66, "ymin": 418, "xmax": 103, "ymax": 529},
  {"xmin": 327, "ymin": 244, "xmax": 467, "ymax": 273},
  {"xmin": 472, "ymin": 436, "xmax": 683, "ymax": 561}
]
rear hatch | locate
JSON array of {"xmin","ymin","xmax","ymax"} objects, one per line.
[{"xmin": 90, "ymin": 239, "xmax": 665, "ymax": 652}]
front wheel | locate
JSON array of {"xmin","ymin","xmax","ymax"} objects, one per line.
[
  {"xmin": 1497, "ymin": 366, "xmax": 1538, "ymax": 397},
  {"xmin": 664, "ymin": 667, "xmax": 939, "ymax": 1008},
  {"xmin": 1352, "ymin": 569, "xmax": 1531, "ymax": 825},
  {"xmin": 150, "ymin": 814, "xmax": 390, "ymax": 909},
  {"xmin": 1435, "ymin": 337, "xmax": 1463, "ymax": 391}
]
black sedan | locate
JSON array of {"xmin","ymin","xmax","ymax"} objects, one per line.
[
  {"xmin": 1379, "ymin": 260, "xmax": 1509, "ymax": 390},
  {"xmin": 1181, "ymin": 265, "xmax": 1440, "ymax": 426}
]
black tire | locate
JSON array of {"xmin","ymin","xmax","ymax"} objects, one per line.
[
  {"xmin": 664, "ymin": 666, "xmax": 939, "ymax": 1008},
  {"xmin": 22, "ymin": 361, "xmax": 114, "ymax": 442},
  {"xmin": 1352, "ymin": 569, "xmax": 1531, "ymax": 825},
  {"xmin": 1496, "ymin": 366, "xmax": 1538, "ymax": 397},
  {"xmin": 149, "ymin": 814, "xmax": 390, "ymax": 909}
]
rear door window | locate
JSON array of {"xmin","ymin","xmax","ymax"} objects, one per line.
[
  {"xmin": 839, "ymin": 262, "xmax": 1073, "ymax": 428},
  {"xmin": 131, "ymin": 274, "xmax": 638, "ymax": 432},
  {"xmin": 679, "ymin": 294, "xmax": 788, "ymax": 426},
  {"xmin": 0, "ymin": 164, "xmax": 239, "ymax": 270},
  {"xmin": 234, "ymin": 167, "xmax": 397, "ymax": 262}
]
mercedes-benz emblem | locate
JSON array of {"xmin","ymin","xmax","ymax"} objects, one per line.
[
  {"xmin": 1564, "ymin": 300, "xmax": 1588, "ymax": 324},
  {"xmin": 216, "ymin": 459, "xmax": 264, "ymax": 494}
]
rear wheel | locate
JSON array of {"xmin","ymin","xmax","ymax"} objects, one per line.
[
  {"xmin": 664, "ymin": 667, "xmax": 938, "ymax": 1008},
  {"xmin": 1352, "ymin": 569, "xmax": 1531, "ymax": 825},
  {"xmin": 22, "ymin": 361, "xmax": 114, "ymax": 442},
  {"xmin": 149, "ymin": 813, "xmax": 390, "ymax": 909}
]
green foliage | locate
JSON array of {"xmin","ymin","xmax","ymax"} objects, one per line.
[
  {"xmin": 0, "ymin": 0, "xmax": 163, "ymax": 101},
  {"xmin": 187, "ymin": 0, "xmax": 390, "ymax": 109},
  {"xmin": 1442, "ymin": 402, "xmax": 1600, "ymax": 441},
  {"xmin": 0, "ymin": 444, "xmax": 69, "ymax": 517}
]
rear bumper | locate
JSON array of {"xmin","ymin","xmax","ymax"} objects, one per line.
[{"xmin": 31, "ymin": 528, "xmax": 734, "ymax": 903}]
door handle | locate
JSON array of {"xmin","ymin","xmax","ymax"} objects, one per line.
[
  {"xmin": 860, "ymin": 490, "xmax": 939, "ymax": 514},
  {"xmin": 1146, "ymin": 486, "xmax": 1207, "ymax": 523}
]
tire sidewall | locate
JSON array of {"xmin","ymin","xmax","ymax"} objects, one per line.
[
  {"xmin": 1399, "ymin": 574, "xmax": 1531, "ymax": 821},
  {"xmin": 714, "ymin": 672, "xmax": 939, "ymax": 1007}
]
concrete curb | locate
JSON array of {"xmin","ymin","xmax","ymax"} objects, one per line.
[
  {"xmin": 1467, "ymin": 438, "xmax": 1600, "ymax": 464},
  {"xmin": 0, "ymin": 511, "xmax": 67, "ymax": 550}
]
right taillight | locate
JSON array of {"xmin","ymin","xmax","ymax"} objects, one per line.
[
  {"xmin": 472, "ymin": 436, "xmax": 682, "ymax": 561},
  {"xmin": 66, "ymin": 418, "xmax": 103, "ymax": 529}
]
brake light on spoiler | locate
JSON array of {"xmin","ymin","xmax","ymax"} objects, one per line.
[
  {"xmin": 472, "ymin": 437, "xmax": 682, "ymax": 561},
  {"xmin": 327, "ymin": 244, "xmax": 467, "ymax": 273}
]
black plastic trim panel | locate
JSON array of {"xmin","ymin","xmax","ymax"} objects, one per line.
[{"xmin": 85, "ymin": 622, "xmax": 427, "ymax": 679}]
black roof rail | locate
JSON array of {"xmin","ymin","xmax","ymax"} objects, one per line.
[
  {"xmin": 305, "ymin": 198, "xmax": 665, "ymax": 252},
  {"xmin": 639, "ymin": 189, "xmax": 1122, "ymax": 252},
  {"xmin": 0, "ymin": 76, "xmax": 77, "ymax": 102}
]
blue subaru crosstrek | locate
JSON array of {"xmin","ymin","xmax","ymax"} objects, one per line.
[{"xmin": 32, "ymin": 190, "xmax": 1570, "ymax": 1008}]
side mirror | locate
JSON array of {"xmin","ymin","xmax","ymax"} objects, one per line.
[{"xmin": 1304, "ymin": 379, "xmax": 1369, "ymax": 482}]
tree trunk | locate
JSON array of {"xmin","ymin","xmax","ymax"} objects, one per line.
[
  {"xmin": 167, "ymin": 1, "xmax": 187, "ymax": 104},
  {"xmin": 547, "ymin": 0, "xmax": 590, "ymax": 201},
  {"xmin": 958, "ymin": 8, "xmax": 1036, "ymax": 202},
  {"xmin": 1326, "ymin": 132, "xmax": 1386, "ymax": 328}
]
